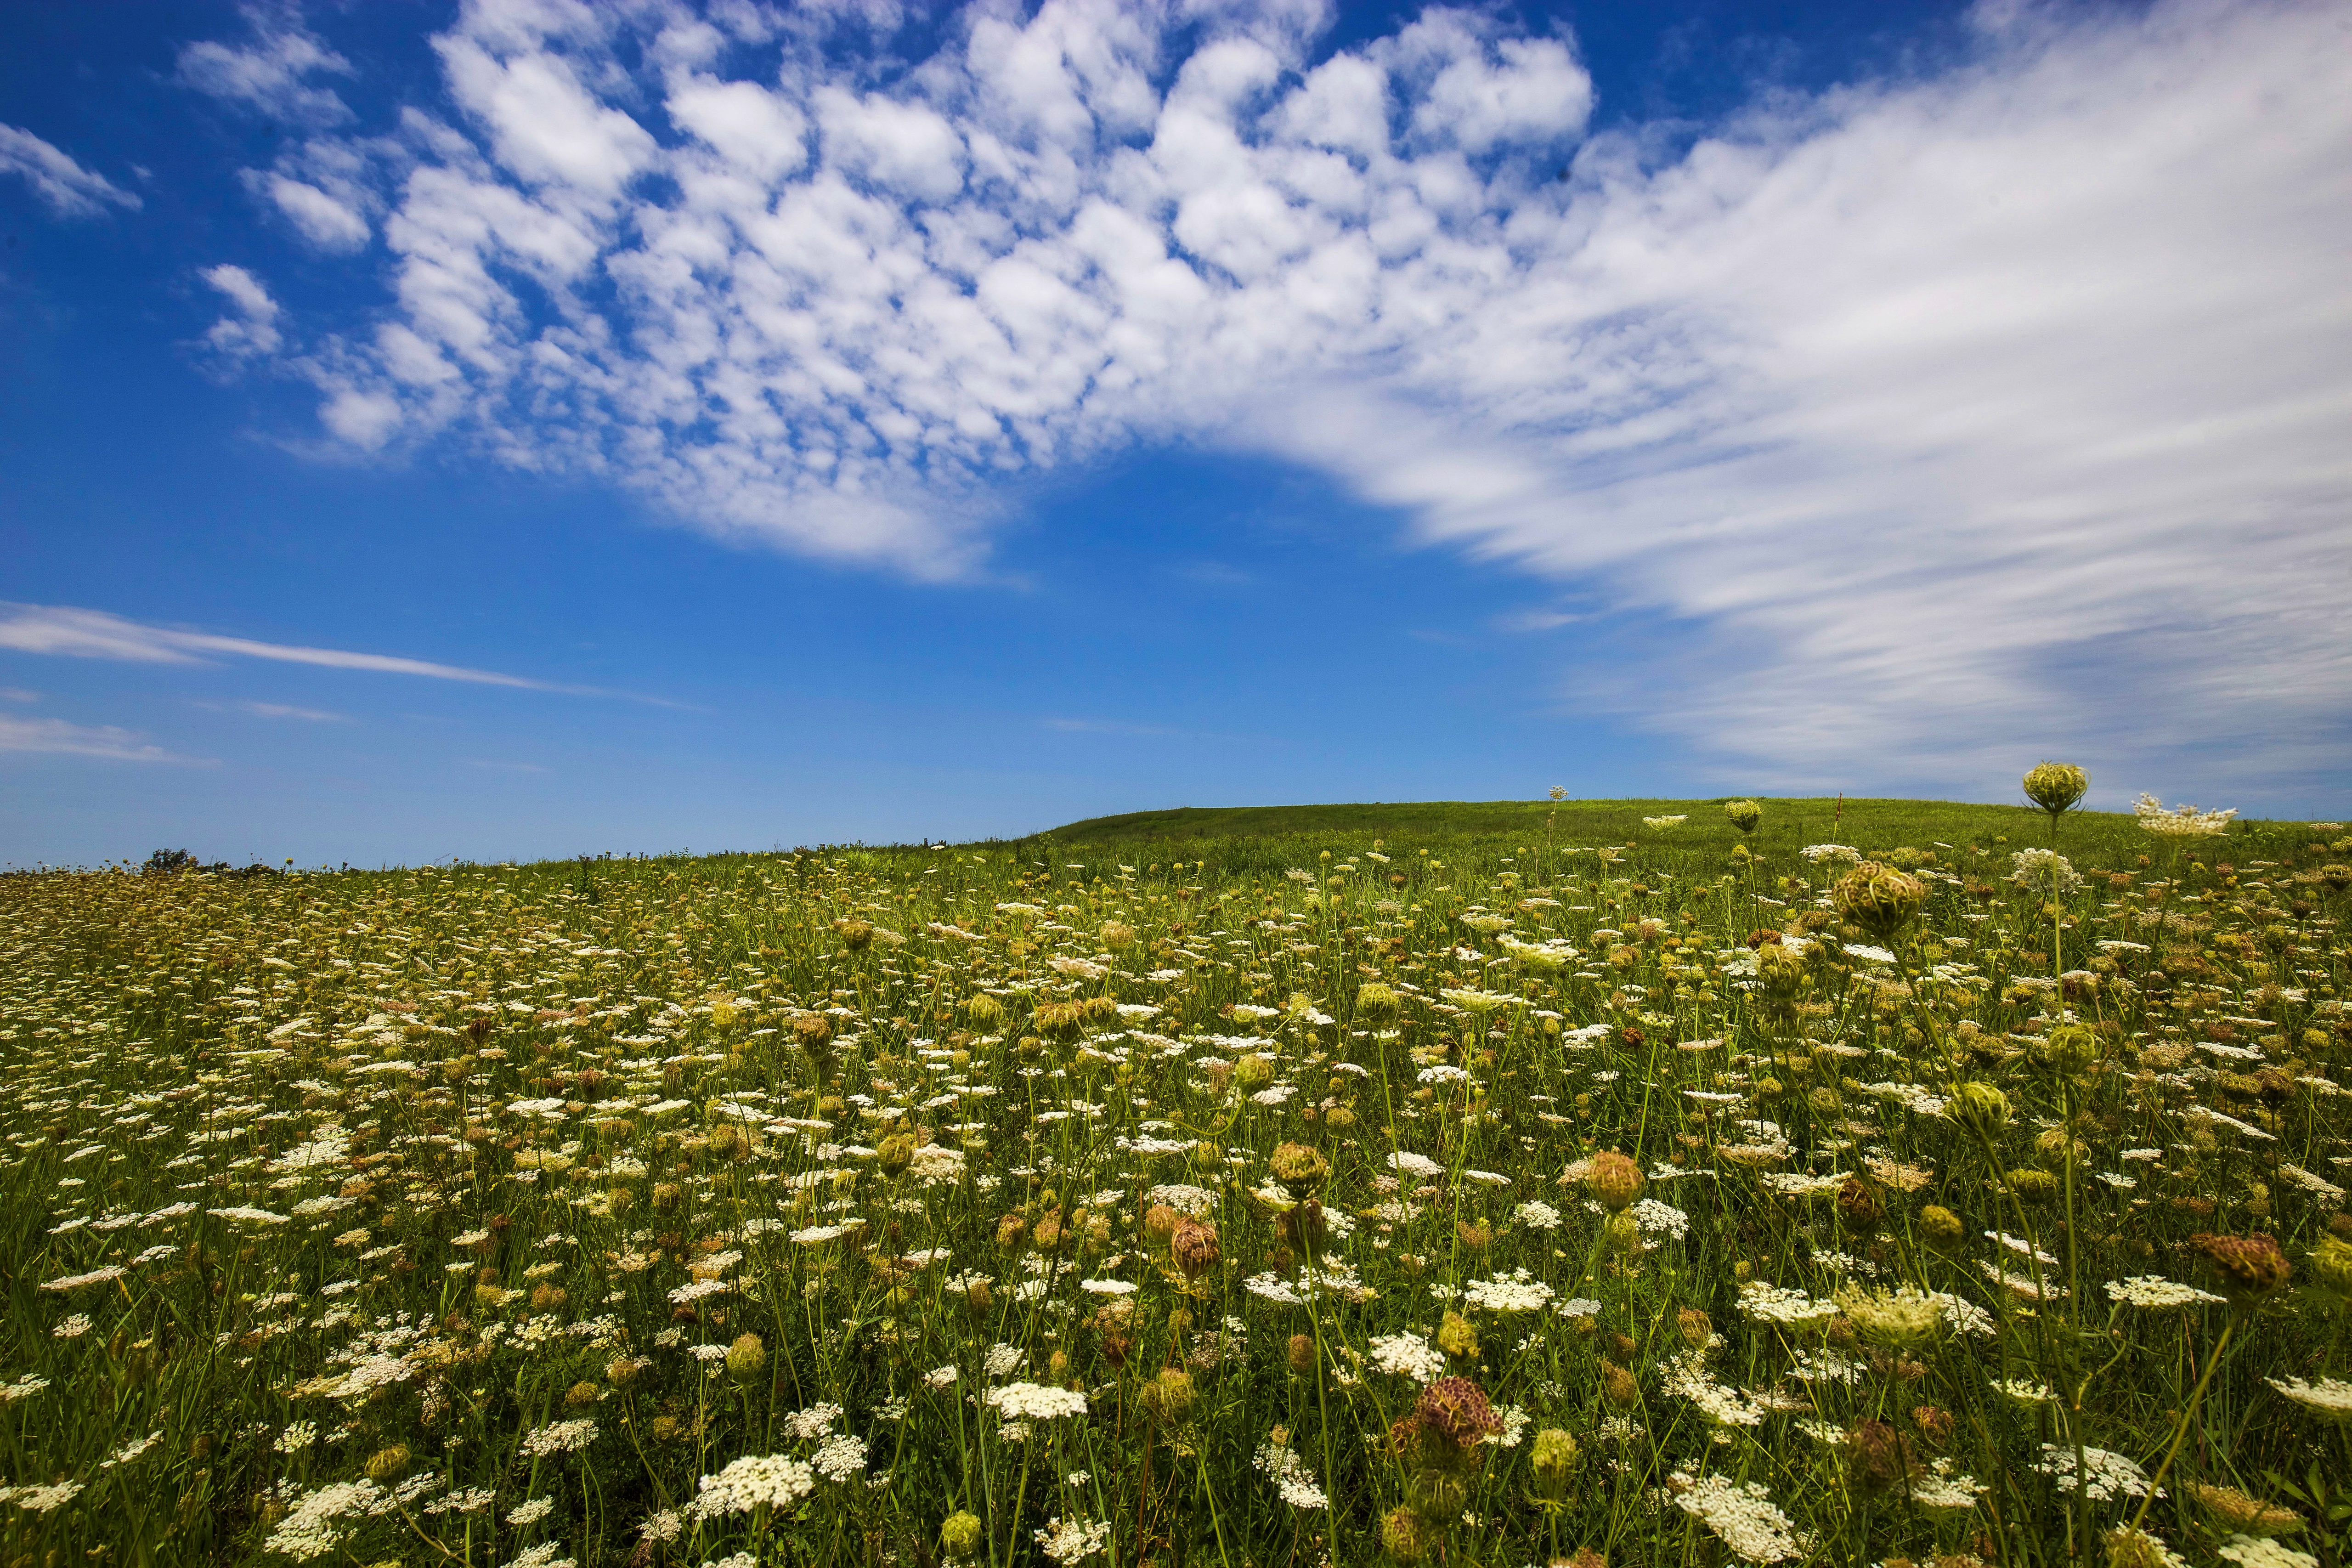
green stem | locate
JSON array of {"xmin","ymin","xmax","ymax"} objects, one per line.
[{"xmin": 2126, "ymin": 1316, "xmax": 2237, "ymax": 1537}]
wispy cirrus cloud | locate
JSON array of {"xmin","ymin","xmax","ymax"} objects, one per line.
[
  {"xmin": 0, "ymin": 124, "xmax": 141, "ymax": 219},
  {"xmin": 182, "ymin": 0, "xmax": 2352, "ymax": 798},
  {"xmin": 197, "ymin": 699, "xmax": 348, "ymax": 722},
  {"xmin": 0, "ymin": 603, "xmax": 553, "ymax": 688},
  {"xmin": 0, "ymin": 714, "xmax": 195, "ymax": 764}
]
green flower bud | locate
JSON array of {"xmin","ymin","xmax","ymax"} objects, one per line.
[
  {"xmin": 1949, "ymin": 1081, "xmax": 2010, "ymax": 1132},
  {"xmin": 1529, "ymin": 1428, "xmax": 1578, "ymax": 1497},
  {"xmin": 1834, "ymin": 862, "xmax": 1928, "ymax": 940},
  {"xmin": 940, "ymin": 1510, "xmax": 985, "ymax": 1559},
  {"xmin": 1268, "ymin": 1142, "xmax": 1330, "ymax": 1195},
  {"xmin": 2030, "ymin": 1024, "xmax": 2099, "ymax": 1077},
  {"xmin": 1381, "ymin": 1504, "xmax": 1434, "ymax": 1562},
  {"xmin": 2023, "ymin": 761, "xmax": 2089, "ymax": 821}
]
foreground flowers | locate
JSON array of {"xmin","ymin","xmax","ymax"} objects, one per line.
[{"xmin": 0, "ymin": 796, "xmax": 2344, "ymax": 1564}]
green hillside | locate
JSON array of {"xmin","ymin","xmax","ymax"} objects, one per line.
[{"xmin": 1027, "ymin": 794, "xmax": 2322, "ymax": 869}]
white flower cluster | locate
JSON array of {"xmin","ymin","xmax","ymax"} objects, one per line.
[
  {"xmin": 1905, "ymin": 1459, "xmax": 1987, "ymax": 1514},
  {"xmin": 687, "ymin": 1454, "xmax": 815, "ymax": 1519},
  {"xmin": 2219, "ymin": 1536, "xmax": 2320, "ymax": 1568},
  {"xmin": 1669, "ymin": 1473, "xmax": 1808, "ymax": 1563},
  {"xmin": 1513, "ymin": 1200, "xmax": 1563, "ymax": 1229},
  {"xmin": 2267, "ymin": 1376, "xmax": 2352, "ymax": 1420},
  {"xmin": 263, "ymin": 1480, "xmax": 390, "ymax": 1561},
  {"xmin": 1662, "ymin": 1351, "xmax": 1770, "ymax": 1428},
  {"xmin": 1628, "ymin": 1197, "xmax": 1690, "ymax": 1241},
  {"xmin": 987, "ymin": 1382, "xmax": 1088, "ymax": 1420},
  {"xmin": 2010, "ymin": 848, "xmax": 2081, "ymax": 895},
  {"xmin": 2134, "ymin": 792, "xmax": 2238, "ymax": 836},
  {"xmin": 1244, "ymin": 1273, "xmax": 1303, "ymax": 1306},
  {"xmin": 1460, "ymin": 1270, "xmax": 1554, "ymax": 1313},
  {"xmin": 498, "ymin": 1545, "xmax": 575, "ymax": 1568},
  {"xmin": 812, "ymin": 1433, "xmax": 869, "ymax": 1482},
  {"xmin": 2034, "ymin": 1443, "xmax": 2153, "ymax": 1500},
  {"xmin": 2105, "ymin": 1276, "xmax": 2224, "ymax": 1309},
  {"xmin": 519, "ymin": 1418, "xmax": 597, "ymax": 1457},
  {"xmin": 1737, "ymin": 1281, "xmax": 1838, "ymax": 1328},
  {"xmin": 1367, "ymin": 1331, "xmax": 1447, "ymax": 1384},
  {"xmin": 1142, "ymin": 1183, "xmax": 1217, "ymax": 1215},
  {"xmin": 0, "ymin": 1480, "xmax": 84, "ymax": 1516},
  {"xmin": 783, "ymin": 1403, "xmax": 844, "ymax": 1441},
  {"xmin": 1254, "ymin": 1440, "xmax": 1329, "ymax": 1510},
  {"xmin": 1034, "ymin": 1517, "xmax": 1111, "ymax": 1564}
]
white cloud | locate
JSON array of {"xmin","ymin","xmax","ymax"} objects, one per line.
[
  {"xmin": 0, "ymin": 714, "xmax": 188, "ymax": 764},
  {"xmin": 177, "ymin": 5, "xmax": 356, "ymax": 125},
  {"xmin": 0, "ymin": 124, "xmax": 141, "ymax": 218},
  {"xmin": 264, "ymin": 172, "xmax": 371, "ymax": 249},
  {"xmin": 435, "ymin": 33, "xmax": 657, "ymax": 197},
  {"xmin": 667, "ymin": 74, "xmax": 809, "ymax": 179},
  {"xmin": 211, "ymin": 700, "xmax": 348, "ymax": 721},
  {"xmin": 208, "ymin": 0, "xmax": 2352, "ymax": 795},
  {"xmin": 0, "ymin": 603, "xmax": 549, "ymax": 689},
  {"xmin": 199, "ymin": 264, "xmax": 284, "ymax": 359}
]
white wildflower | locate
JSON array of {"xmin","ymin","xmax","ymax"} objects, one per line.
[{"xmin": 1670, "ymin": 1472, "xmax": 1807, "ymax": 1563}]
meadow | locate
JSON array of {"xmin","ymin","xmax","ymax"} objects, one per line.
[{"xmin": 3, "ymin": 789, "xmax": 2350, "ymax": 1568}]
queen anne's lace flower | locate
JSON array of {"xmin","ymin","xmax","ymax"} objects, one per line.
[
  {"xmin": 1669, "ymin": 1473, "xmax": 1808, "ymax": 1563},
  {"xmin": 1737, "ymin": 1281, "xmax": 1838, "ymax": 1328},
  {"xmin": 1034, "ymin": 1517, "xmax": 1111, "ymax": 1564},
  {"xmin": 2267, "ymin": 1376, "xmax": 2352, "ymax": 1421},
  {"xmin": 518, "ymin": 1419, "xmax": 596, "ymax": 1457},
  {"xmin": 687, "ymin": 1455, "xmax": 815, "ymax": 1519},
  {"xmin": 1367, "ymin": 1331, "xmax": 1448, "ymax": 1384},
  {"xmin": 2035, "ymin": 1444, "xmax": 2154, "ymax": 1500},
  {"xmin": 2106, "ymin": 1276, "xmax": 2225, "ymax": 1308},
  {"xmin": 1254, "ymin": 1440, "xmax": 1329, "ymax": 1510},
  {"xmin": 986, "ymin": 1382, "xmax": 1087, "ymax": 1420},
  {"xmin": 2219, "ymin": 1537, "xmax": 2320, "ymax": 1568},
  {"xmin": 1460, "ymin": 1271, "xmax": 1554, "ymax": 1313}
]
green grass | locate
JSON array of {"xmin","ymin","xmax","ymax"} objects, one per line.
[{"xmin": 1024, "ymin": 795, "xmax": 2323, "ymax": 882}]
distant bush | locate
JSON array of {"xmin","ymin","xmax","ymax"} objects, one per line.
[{"xmin": 141, "ymin": 849, "xmax": 279, "ymax": 878}]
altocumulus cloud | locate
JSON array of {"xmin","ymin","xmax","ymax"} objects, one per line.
[{"xmin": 194, "ymin": 0, "xmax": 2352, "ymax": 787}]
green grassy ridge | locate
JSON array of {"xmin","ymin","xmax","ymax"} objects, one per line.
[{"xmin": 1023, "ymin": 795, "xmax": 2325, "ymax": 864}]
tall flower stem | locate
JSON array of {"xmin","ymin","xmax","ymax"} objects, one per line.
[{"xmin": 2126, "ymin": 1316, "xmax": 2237, "ymax": 1538}]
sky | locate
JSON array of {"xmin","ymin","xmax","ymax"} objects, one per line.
[{"xmin": 2, "ymin": 0, "xmax": 2348, "ymax": 868}]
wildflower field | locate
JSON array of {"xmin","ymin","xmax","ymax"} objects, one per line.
[{"xmin": 6, "ymin": 792, "xmax": 2352, "ymax": 1568}]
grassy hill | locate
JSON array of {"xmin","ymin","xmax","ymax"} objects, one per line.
[{"xmin": 1022, "ymin": 794, "xmax": 2325, "ymax": 873}]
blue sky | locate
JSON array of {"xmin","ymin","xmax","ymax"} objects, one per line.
[{"xmin": 3, "ymin": 0, "xmax": 2347, "ymax": 868}]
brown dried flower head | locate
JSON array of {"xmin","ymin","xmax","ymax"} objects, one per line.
[
  {"xmin": 1170, "ymin": 1217, "xmax": 1221, "ymax": 1280},
  {"xmin": 2189, "ymin": 1231, "xmax": 2292, "ymax": 1299},
  {"xmin": 1587, "ymin": 1151, "xmax": 1645, "ymax": 1214},
  {"xmin": 2186, "ymin": 1481, "xmax": 2304, "ymax": 1537},
  {"xmin": 1415, "ymin": 1376, "xmax": 1504, "ymax": 1448},
  {"xmin": 1849, "ymin": 1419, "xmax": 1921, "ymax": 1495}
]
